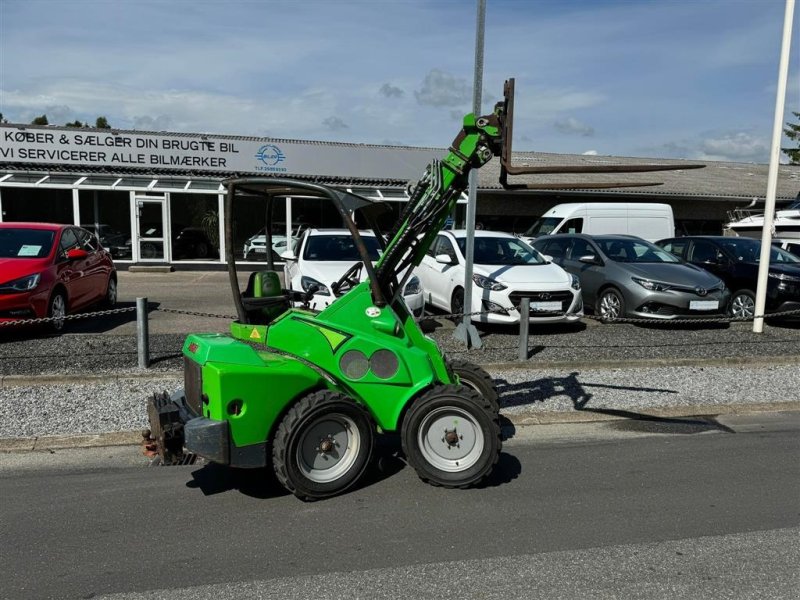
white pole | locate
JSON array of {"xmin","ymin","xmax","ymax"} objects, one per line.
[
  {"xmin": 454, "ymin": 0, "xmax": 486, "ymax": 349},
  {"xmin": 754, "ymin": 0, "xmax": 795, "ymax": 333}
]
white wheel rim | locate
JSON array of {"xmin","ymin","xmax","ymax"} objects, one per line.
[
  {"xmin": 51, "ymin": 295, "xmax": 66, "ymax": 328},
  {"xmin": 600, "ymin": 293, "xmax": 621, "ymax": 319},
  {"xmin": 731, "ymin": 294, "xmax": 754, "ymax": 318},
  {"xmin": 297, "ymin": 414, "xmax": 361, "ymax": 483},
  {"xmin": 108, "ymin": 279, "xmax": 117, "ymax": 305},
  {"xmin": 417, "ymin": 406, "xmax": 484, "ymax": 472}
]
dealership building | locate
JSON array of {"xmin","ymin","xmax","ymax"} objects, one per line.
[{"xmin": 0, "ymin": 123, "xmax": 797, "ymax": 267}]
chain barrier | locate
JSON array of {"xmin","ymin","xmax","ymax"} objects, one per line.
[
  {"xmin": 0, "ymin": 306, "xmax": 136, "ymax": 328},
  {"xmin": 152, "ymin": 306, "xmax": 237, "ymax": 320},
  {"xmin": 0, "ymin": 300, "xmax": 798, "ymax": 330}
]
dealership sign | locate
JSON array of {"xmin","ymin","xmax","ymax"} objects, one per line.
[{"xmin": 0, "ymin": 126, "xmax": 439, "ymax": 180}]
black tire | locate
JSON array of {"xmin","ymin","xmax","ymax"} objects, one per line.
[
  {"xmin": 401, "ymin": 384, "xmax": 501, "ymax": 488},
  {"xmin": 446, "ymin": 357, "xmax": 500, "ymax": 414},
  {"xmin": 729, "ymin": 289, "xmax": 756, "ymax": 319},
  {"xmin": 272, "ymin": 390, "xmax": 374, "ymax": 501},
  {"xmin": 48, "ymin": 290, "xmax": 67, "ymax": 332},
  {"xmin": 104, "ymin": 274, "xmax": 118, "ymax": 308},
  {"xmin": 451, "ymin": 287, "xmax": 465, "ymax": 322},
  {"xmin": 596, "ymin": 288, "xmax": 625, "ymax": 322}
]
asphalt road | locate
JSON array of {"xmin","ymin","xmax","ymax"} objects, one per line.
[{"xmin": 2, "ymin": 413, "xmax": 798, "ymax": 600}]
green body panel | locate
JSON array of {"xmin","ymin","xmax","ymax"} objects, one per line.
[
  {"xmin": 265, "ymin": 282, "xmax": 453, "ymax": 431},
  {"xmin": 183, "ymin": 334, "xmax": 327, "ymax": 447}
]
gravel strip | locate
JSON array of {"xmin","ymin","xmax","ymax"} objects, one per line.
[
  {"xmin": 1, "ymin": 316, "xmax": 798, "ymax": 440},
  {"xmin": 2, "ymin": 320, "xmax": 799, "ymax": 376},
  {"xmin": 2, "ymin": 364, "xmax": 797, "ymax": 439}
]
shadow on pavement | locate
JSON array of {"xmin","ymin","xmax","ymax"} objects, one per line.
[
  {"xmin": 496, "ymin": 371, "xmax": 678, "ymax": 410},
  {"xmin": 186, "ymin": 463, "xmax": 289, "ymax": 499},
  {"xmin": 496, "ymin": 371, "xmax": 732, "ymax": 434}
]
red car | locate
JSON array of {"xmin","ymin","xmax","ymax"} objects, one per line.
[{"xmin": 0, "ymin": 223, "xmax": 117, "ymax": 331}]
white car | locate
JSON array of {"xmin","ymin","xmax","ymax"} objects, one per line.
[
  {"xmin": 243, "ymin": 232, "xmax": 298, "ymax": 260},
  {"xmin": 416, "ymin": 230, "xmax": 583, "ymax": 324},
  {"xmin": 284, "ymin": 229, "xmax": 425, "ymax": 317}
]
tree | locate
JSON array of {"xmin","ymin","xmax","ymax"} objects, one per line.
[
  {"xmin": 31, "ymin": 114, "xmax": 48, "ymax": 125},
  {"xmin": 95, "ymin": 116, "xmax": 110, "ymax": 129},
  {"xmin": 783, "ymin": 111, "xmax": 800, "ymax": 165},
  {"xmin": 65, "ymin": 120, "xmax": 84, "ymax": 128}
]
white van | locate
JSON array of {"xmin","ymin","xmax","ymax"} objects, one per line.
[{"xmin": 521, "ymin": 202, "xmax": 674, "ymax": 243}]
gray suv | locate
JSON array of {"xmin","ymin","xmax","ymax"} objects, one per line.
[{"xmin": 531, "ymin": 234, "xmax": 729, "ymax": 321}]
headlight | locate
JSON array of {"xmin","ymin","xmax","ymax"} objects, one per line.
[
  {"xmin": 632, "ymin": 277, "xmax": 671, "ymax": 292},
  {"xmin": 404, "ymin": 275, "xmax": 421, "ymax": 296},
  {"xmin": 570, "ymin": 274, "xmax": 581, "ymax": 291},
  {"xmin": 472, "ymin": 274, "xmax": 507, "ymax": 291},
  {"xmin": 301, "ymin": 276, "xmax": 331, "ymax": 296},
  {"xmin": 768, "ymin": 272, "xmax": 800, "ymax": 283},
  {"xmin": 0, "ymin": 273, "xmax": 41, "ymax": 293}
]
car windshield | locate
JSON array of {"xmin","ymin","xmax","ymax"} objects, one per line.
[
  {"xmin": 719, "ymin": 238, "xmax": 800, "ymax": 264},
  {"xmin": 0, "ymin": 228, "xmax": 56, "ymax": 258},
  {"xmin": 303, "ymin": 234, "xmax": 382, "ymax": 261},
  {"xmin": 523, "ymin": 217, "xmax": 561, "ymax": 237},
  {"xmin": 455, "ymin": 236, "xmax": 545, "ymax": 265},
  {"xmin": 596, "ymin": 238, "xmax": 680, "ymax": 263}
]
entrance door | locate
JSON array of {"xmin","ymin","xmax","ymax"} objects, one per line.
[{"xmin": 135, "ymin": 197, "xmax": 168, "ymax": 262}]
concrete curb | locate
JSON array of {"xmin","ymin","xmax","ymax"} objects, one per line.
[
  {"xmin": 2, "ymin": 401, "xmax": 799, "ymax": 454},
  {"xmin": 2, "ymin": 354, "xmax": 800, "ymax": 388},
  {"xmin": 0, "ymin": 372, "xmax": 181, "ymax": 388}
]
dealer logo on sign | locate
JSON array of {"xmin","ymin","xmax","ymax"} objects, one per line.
[{"xmin": 254, "ymin": 144, "xmax": 287, "ymax": 172}]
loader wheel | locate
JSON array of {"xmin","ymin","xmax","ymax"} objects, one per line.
[
  {"xmin": 272, "ymin": 390, "xmax": 373, "ymax": 501},
  {"xmin": 401, "ymin": 384, "xmax": 500, "ymax": 488},
  {"xmin": 446, "ymin": 357, "xmax": 500, "ymax": 414}
]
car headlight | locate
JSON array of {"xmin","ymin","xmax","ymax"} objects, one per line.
[
  {"xmin": 0, "ymin": 273, "xmax": 41, "ymax": 293},
  {"xmin": 768, "ymin": 272, "xmax": 800, "ymax": 283},
  {"xmin": 404, "ymin": 275, "xmax": 421, "ymax": 296},
  {"xmin": 570, "ymin": 274, "xmax": 581, "ymax": 291},
  {"xmin": 472, "ymin": 274, "xmax": 507, "ymax": 291},
  {"xmin": 632, "ymin": 277, "xmax": 672, "ymax": 292},
  {"xmin": 301, "ymin": 276, "xmax": 331, "ymax": 296}
]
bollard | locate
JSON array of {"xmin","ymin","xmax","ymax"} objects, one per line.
[
  {"xmin": 136, "ymin": 297, "xmax": 150, "ymax": 369},
  {"xmin": 518, "ymin": 297, "xmax": 530, "ymax": 361}
]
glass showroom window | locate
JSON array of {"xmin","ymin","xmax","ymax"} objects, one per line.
[
  {"xmin": 169, "ymin": 193, "xmax": 220, "ymax": 261},
  {"xmin": 78, "ymin": 190, "xmax": 133, "ymax": 261}
]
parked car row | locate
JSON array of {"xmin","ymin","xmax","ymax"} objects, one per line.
[
  {"xmin": 3, "ymin": 220, "xmax": 796, "ymax": 334},
  {"xmin": 274, "ymin": 226, "xmax": 800, "ymax": 325}
]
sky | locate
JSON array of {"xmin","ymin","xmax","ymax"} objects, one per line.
[{"xmin": 0, "ymin": 0, "xmax": 798, "ymax": 163}]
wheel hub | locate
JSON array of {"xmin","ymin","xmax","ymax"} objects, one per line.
[
  {"xmin": 443, "ymin": 428, "xmax": 461, "ymax": 447},
  {"xmin": 318, "ymin": 437, "xmax": 336, "ymax": 455}
]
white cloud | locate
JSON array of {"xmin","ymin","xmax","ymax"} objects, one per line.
[
  {"xmin": 379, "ymin": 83, "xmax": 404, "ymax": 99},
  {"xmin": 582, "ymin": 150, "xmax": 598, "ymax": 156},
  {"xmin": 414, "ymin": 70, "xmax": 471, "ymax": 107},
  {"xmin": 322, "ymin": 116, "xmax": 348, "ymax": 131},
  {"xmin": 554, "ymin": 117, "xmax": 595, "ymax": 137},
  {"xmin": 696, "ymin": 132, "xmax": 770, "ymax": 162}
]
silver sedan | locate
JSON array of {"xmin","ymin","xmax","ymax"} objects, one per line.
[{"xmin": 531, "ymin": 234, "xmax": 730, "ymax": 321}]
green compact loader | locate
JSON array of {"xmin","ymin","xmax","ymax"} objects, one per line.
[{"xmin": 148, "ymin": 79, "xmax": 700, "ymax": 500}]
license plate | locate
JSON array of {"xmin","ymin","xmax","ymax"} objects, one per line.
[
  {"xmin": 690, "ymin": 300, "xmax": 719, "ymax": 311},
  {"xmin": 530, "ymin": 301, "xmax": 562, "ymax": 312}
]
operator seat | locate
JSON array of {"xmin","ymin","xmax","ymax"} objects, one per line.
[{"xmin": 241, "ymin": 270, "xmax": 290, "ymax": 325}]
